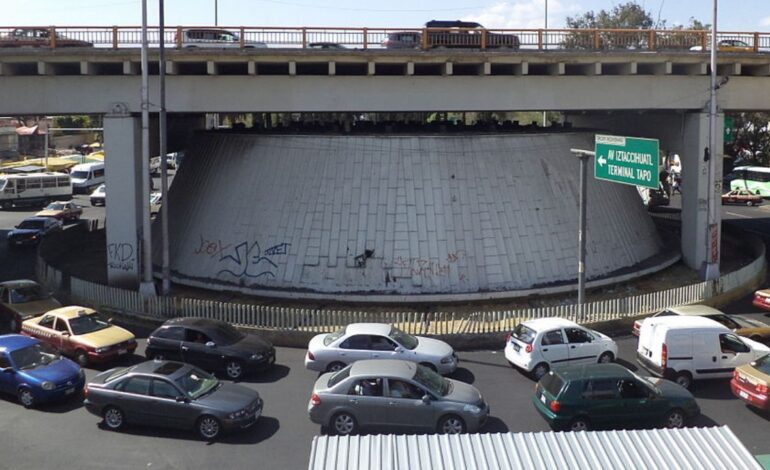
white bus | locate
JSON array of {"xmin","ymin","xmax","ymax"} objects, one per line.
[
  {"xmin": 727, "ymin": 166, "xmax": 770, "ymax": 197},
  {"xmin": 0, "ymin": 172, "xmax": 73, "ymax": 209}
]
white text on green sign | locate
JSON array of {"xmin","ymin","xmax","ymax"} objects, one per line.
[{"xmin": 594, "ymin": 134, "xmax": 659, "ymax": 190}]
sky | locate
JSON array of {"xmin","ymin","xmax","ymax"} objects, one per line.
[{"xmin": 2, "ymin": 0, "xmax": 769, "ymax": 32}]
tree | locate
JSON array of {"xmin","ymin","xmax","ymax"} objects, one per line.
[
  {"xmin": 726, "ymin": 113, "xmax": 770, "ymax": 166},
  {"xmin": 564, "ymin": 2, "xmax": 654, "ymax": 49}
]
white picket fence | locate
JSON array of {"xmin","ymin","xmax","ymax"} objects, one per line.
[{"xmin": 37, "ymin": 239, "xmax": 765, "ymax": 336}]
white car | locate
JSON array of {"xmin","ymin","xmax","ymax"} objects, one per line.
[
  {"xmin": 305, "ymin": 323, "xmax": 458, "ymax": 375},
  {"xmin": 177, "ymin": 28, "xmax": 267, "ymax": 49},
  {"xmin": 504, "ymin": 317, "xmax": 618, "ymax": 380},
  {"xmin": 89, "ymin": 184, "xmax": 106, "ymax": 206}
]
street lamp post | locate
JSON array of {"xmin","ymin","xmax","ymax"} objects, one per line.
[
  {"xmin": 705, "ymin": 0, "xmax": 720, "ymax": 280},
  {"xmin": 542, "ymin": 0, "xmax": 548, "ymax": 126},
  {"xmin": 215, "ymin": 0, "xmax": 218, "ymax": 26}
]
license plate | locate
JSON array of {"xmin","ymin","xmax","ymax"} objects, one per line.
[
  {"xmin": 118, "ymin": 349, "xmax": 127, "ymax": 355},
  {"xmin": 540, "ymin": 393, "xmax": 546, "ymax": 404},
  {"xmin": 65, "ymin": 388, "xmax": 75, "ymax": 395},
  {"xmin": 739, "ymin": 391, "xmax": 749, "ymax": 399}
]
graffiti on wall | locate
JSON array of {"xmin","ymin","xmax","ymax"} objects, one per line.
[
  {"xmin": 107, "ymin": 242, "xmax": 135, "ymax": 272},
  {"xmin": 194, "ymin": 236, "xmax": 291, "ymax": 279},
  {"xmin": 387, "ymin": 250, "xmax": 466, "ymax": 280}
]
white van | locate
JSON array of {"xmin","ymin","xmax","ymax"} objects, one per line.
[
  {"xmin": 637, "ymin": 315, "xmax": 770, "ymax": 389},
  {"xmin": 176, "ymin": 28, "xmax": 267, "ymax": 49},
  {"xmin": 70, "ymin": 162, "xmax": 105, "ymax": 194}
]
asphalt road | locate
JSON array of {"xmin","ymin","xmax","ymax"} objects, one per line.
[{"xmin": 0, "ymin": 192, "xmax": 769, "ymax": 469}]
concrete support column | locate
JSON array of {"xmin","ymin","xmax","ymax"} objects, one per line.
[
  {"xmin": 103, "ymin": 110, "xmax": 143, "ymax": 288},
  {"xmin": 680, "ymin": 112, "xmax": 723, "ymax": 271}
]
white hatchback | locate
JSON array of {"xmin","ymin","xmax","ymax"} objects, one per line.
[{"xmin": 504, "ymin": 317, "xmax": 618, "ymax": 380}]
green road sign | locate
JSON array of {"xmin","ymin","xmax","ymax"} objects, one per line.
[
  {"xmin": 724, "ymin": 116, "xmax": 734, "ymax": 144},
  {"xmin": 594, "ymin": 134, "xmax": 660, "ymax": 190}
]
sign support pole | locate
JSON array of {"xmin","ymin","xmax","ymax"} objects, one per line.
[{"xmin": 572, "ymin": 148, "xmax": 594, "ymax": 322}]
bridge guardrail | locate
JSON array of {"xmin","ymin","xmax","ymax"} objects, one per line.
[
  {"xmin": 1, "ymin": 26, "xmax": 768, "ymax": 52},
  {"xmin": 35, "ymin": 228, "xmax": 766, "ymax": 337}
]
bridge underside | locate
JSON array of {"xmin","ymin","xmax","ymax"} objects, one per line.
[{"xmin": 149, "ymin": 132, "xmax": 664, "ymax": 298}]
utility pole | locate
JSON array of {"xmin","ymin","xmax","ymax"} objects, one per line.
[
  {"xmin": 159, "ymin": 0, "xmax": 170, "ymax": 295},
  {"xmin": 704, "ymin": 0, "xmax": 720, "ymax": 280},
  {"xmin": 542, "ymin": 0, "xmax": 548, "ymax": 127},
  {"xmin": 215, "ymin": 0, "xmax": 218, "ymax": 26},
  {"xmin": 571, "ymin": 148, "xmax": 594, "ymax": 322},
  {"xmin": 139, "ymin": 0, "xmax": 155, "ymax": 297}
]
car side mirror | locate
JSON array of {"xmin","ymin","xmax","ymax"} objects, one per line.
[
  {"xmin": 421, "ymin": 394, "xmax": 431, "ymax": 404},
  {"xmin": 62, "ymin": 331, "xmax": 70, "ymax": 336},
  {"xmin": 175, "ymin": 396, "xmax": 190, "ymax": 403},
  {"xmin": 205, "ymin": 341, "xmax": 216, "ymax": 348},
  {"xmin": 395, "ymin": 347, "xmax": 404, "ymax": 353},
  {"xmin": 107, "ymin": 318, "xmax": 113, "ymax": 324},
  {"xmin": 2, "ymin": 367, "xmax": 14, "ymax": 374}
]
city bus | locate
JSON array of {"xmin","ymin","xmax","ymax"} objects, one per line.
[
  {"xmin": 0, "ymin": 172, "xmax": 72, "ymax": 209},
  {"xmin": 727, "ymin": 166, "xmax": 770, "ymax": 197}
]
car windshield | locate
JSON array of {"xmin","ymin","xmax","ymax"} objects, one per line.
[
  {"xmin": 70, "ymin": 171, "xmax": 89, "ymax": 179},
  {"xmin": 413, "ymin": 364, "xmax": 451, "ymax": 396},
  {"xmin": 17, "ymin": 220, "xmax": 44, "ymax": 230},
  {"xmin": 753, "ymin": 354, "xmax": 770, "ymax": 375},
  {"xmin": 512, "ymin": 324, "xmax": 536, "ymax": 344},
  {"xmin": 324, "ymin": 327, "xmax": 346, "ymax": 346},
  {"xmin": 388, "ymin": 326, "xmax": 418, "ymax": 350},
  {"xmin": 9, "ymin": 285, "xmax": 49, "ymax": 303},
  {"xmin": 9, "ymin": 342, "xmax": 60, "ymax": 370},
  {"xmin": 68, "ymin": 313, "xmax": 111, "ymax": 335},
  {"xmin": 45, "ymin": 203, "xmax": 65, "ymax": 210},
  {"xmin": 207, "ymin": 323, "xmax": 245, "ymax": 346},
  {"xmin": 539, "ymin": 371, "xmax": 564, "ymax": 396},
  {"xmin": 175, "ymin": 368, "xmax": 219, "ymax": 399}
]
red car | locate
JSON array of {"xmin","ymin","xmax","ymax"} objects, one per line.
[
  {"xmin": 35, "ymin": 201, "xmax": 83, "ymax": 222},
  {"xmin": 0, "ymin": 28, "xmax": 92, "ymax": 48},
  {"xmin": 721, "ymin": 189, "xmax": 762, "ymax": 206},
  {"xmin": 752, "ymin": 289, "xmax": 770, "ymax": 311}
]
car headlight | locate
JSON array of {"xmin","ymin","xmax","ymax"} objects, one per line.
[
  {"xmin": 228, "ymin": 409, "xmax": 248, "ymax": 419},
  {"xmin": 41, "ymin": 381, "xmax": 54, "ymax": 391},
  {"xmin": 441, "ymin": 355, "xmax": 455, "ymax": 364},
  {"xmin": 95, "ymin": 347, "xmax": 109, "ymax": 353},
  {"xmin": 250, "ymin": 353, "xmax": 264, "ymax": 361},
  {"xmin": 463, "ymin": 404, "xmax": 481, "ymax": 414}
]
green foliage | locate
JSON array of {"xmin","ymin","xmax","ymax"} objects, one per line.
[
  {"xmin": 726, "ymin": 113, "xmax": 770, "ymax": 165},
  {"xmin": 566, "ymin": 2, "xmax": 653, "ymax": 30},
  {"xmin": 53, "ymin": 115, "xmax": 98, "ymax": 135}
]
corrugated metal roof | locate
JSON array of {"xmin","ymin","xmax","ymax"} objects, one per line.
[{"xmin": 307, "ymin": 427, "xmax": 761, "ymax": 470}]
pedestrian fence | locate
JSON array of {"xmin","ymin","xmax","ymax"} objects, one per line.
[{"xmin": 37, "ymin": 238, "xmax": 765, "ymax": 336}]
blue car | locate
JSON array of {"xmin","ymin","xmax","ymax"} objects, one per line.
[
  {"xmin": 6, "ymin": 217, "xmax": 62, "ymax": 247},
  {"xmin": 0, "ymin": 334, "xmax": 84, "ymax": 408}
]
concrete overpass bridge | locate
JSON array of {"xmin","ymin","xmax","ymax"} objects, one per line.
[{"xmin": 2, "ymin": 37, "xmax": 770, "ymax": 297}]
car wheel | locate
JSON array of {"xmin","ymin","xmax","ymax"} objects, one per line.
[
  {"xmin": 747, "ymin": 201, "xmax": 754, "ymax": 207},
  {"xmin": 664, "ymin": 408, "xmax": 686, "ymax": 429},
  {"xmin": 103, "ymin": 406, "xmax": 125, "ymax": 430},
  {"xmin": 17, "ymin": 388, "xmax": 35, "ymax": 408},
  {"xmin": 224, "ymin": 360, "xmax": 244, "ymax": 380},
  {"xmin": 197, "ymin": 415, "xmax": 221, "ymax": 441},
  {"xmin": 598, "ymin": 352, "xmax": 614, "ymax": 364},
  {"xmin": 673, "ymin": 371, "xmax": 693, "ymax": 389},
  {"xmin": 750, "ymin": 335, "xmax": 763, "ymax": 343},
  {"xmin": 75, "ymin": 350, "xmax": 89, "ymax": 367},
  {"xmin": 531, "ymin": 362, "xmax": 549, "ymax": 380},
  {"xmin": 331, "ymin": 412, "xmax": 357, "ymax": 436},
  {"xmin": 326, "ymin": 362, "xmax": 346, "ymax": 373},
  {"xmin": 568, "ymin": 416, "xmax": 591, "ymax": 432},
  {"xmin": 438, "ymin": 415, "xmax": 466, "ymax": 434},
  {"xmin": 420, "ymin": 362, "xmax": 438, "ymax": 373}
]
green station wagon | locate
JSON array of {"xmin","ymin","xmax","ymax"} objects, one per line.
[{"xmin": 533, "ymin": 363, "xmax": 700, "ymax": 432}]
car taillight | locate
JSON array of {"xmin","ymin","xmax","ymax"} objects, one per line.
[
  {"xmin": 310, "ymin": 393, "xmax": 322, "ymax": 407},
  {"xmin": 757, "ymin": 383, "xmax": 769, "ymax": 394},
  {"xmin": 633, "ymin": 321, "xmax": 641, "ymax": 331},
  {"xmin": 83, "ymin": 385, "xmax": 89, "ymax": 398},
  {"xmin": 661, "ymin": 343, "xmax": 667, "ymax": 368},
  {"xmin": 525, "ymin": 344, "xmax": 533, "ymax": 353},
  {"xmin": 549, "ymin": 400, "xmax": 561, "ymax": 412},
  {"xmin": 307, "ymin": 351, "xmax": 315, "ymax": 361},
  {"xmin": 733, "ymin": 369, "xmax": 740, "ymax": 379}
]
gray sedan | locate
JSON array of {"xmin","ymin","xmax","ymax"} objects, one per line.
[
  {"xmin": 308, "ymin": 359, "xmax": 489, "ymax": 435},
  {"xmin": 84, "ymin": 360, "xmax": 262, "ymax": 440}
]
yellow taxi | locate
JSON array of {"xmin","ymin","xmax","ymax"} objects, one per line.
[
  {"xmin": 21, "ymin": 306, "xmax": 136, "ymax": 366},
  {"xmin": 731, "ymin": 354, "xmax": 770, "ymax": 411}
]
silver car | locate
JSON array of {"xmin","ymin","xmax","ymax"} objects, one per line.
[
  {"xmin": 308, "ymin": 359, "xmax": 489, "ymax": 435},
  {"xmin": 305, "ymin": 323, "xmax": 458, "ymax": 375}
]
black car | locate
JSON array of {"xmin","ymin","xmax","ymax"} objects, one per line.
[
  {"xmin": 84, "ymin": 361, "xmax": 262, "ymax": 440},
  {"xmin": 145, "ymin": 317, "xmax": 275, "ymax": 380},
  {"xmin": 7, "ymin": 216, "xmax": 62, "ymax": 247}
]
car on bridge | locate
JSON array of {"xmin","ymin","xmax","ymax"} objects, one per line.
[
  {"xmin": 176, "ymin": 28, "xmax": 267, "ymax": 49},
  {"xmin": 533, "ymin": 363, "xmax": 700, "ymax": 432},
  {"xmin": 0, "ymin": 280, "xmax": 60, "ymax": 334},
  {"xmin": 383, "ymin": 21, "xmax": 520, "ymax": 50},
  {"xmin": 0, "ymin": 334, "xmax": 84, "ymax": 408},
  {"xmin": 0, "ymin": 28, "xmax": 92, "ymax": 48},
  {"xmin": 690, "ymin": 39, "xmax": 754, "ymax": 53},
  {"xmin": 35, "ymin": 201, "xmax": 83, "ymax": 222},
  {"xmin": 84, "ymin": 360, "xmax": 263, "ymax": 440},
  {"xmin": 308, "ymin": 359, "xmax": 489, "ymax": 435},
  {"xmin": 6, "ymin": 216, "xmax": 62, "ymax": 247}
]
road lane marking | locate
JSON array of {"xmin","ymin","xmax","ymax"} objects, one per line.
[{"xmin": 726, "ymin": 211, "xmax": 752, "ymax": 219}]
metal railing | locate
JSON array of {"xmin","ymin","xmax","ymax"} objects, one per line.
[
  {"xmin": 35, "ymin": 234, "xmax": 765, "ymax": 336},
  {"xmin": 1, "ymin": 26, "xmax": 768, "ymax": 52}
]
